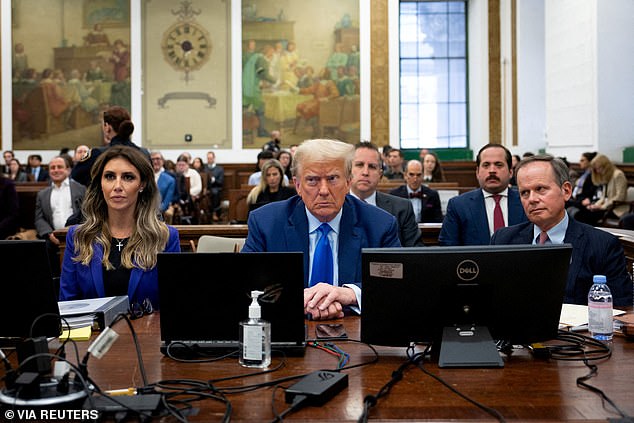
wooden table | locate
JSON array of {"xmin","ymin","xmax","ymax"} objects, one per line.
[{"xmin": 77, "ymin": 314, "xmax": 634, "ymax": 421}]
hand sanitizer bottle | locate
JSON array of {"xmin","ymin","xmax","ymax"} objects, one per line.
[{"xmin": 239, "ymin": 290, "xmax": 271, "ymax": 368}]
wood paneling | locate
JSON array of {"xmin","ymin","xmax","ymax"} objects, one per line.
[{"xmin": 370, "ymin": 0, "xmax": 390, "ymax": 147}]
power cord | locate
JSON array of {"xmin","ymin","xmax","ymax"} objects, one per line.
[{"xmin": 358, "ymin": 343, "xmax": 507, "ymax": 423}]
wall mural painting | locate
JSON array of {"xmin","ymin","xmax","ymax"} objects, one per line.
[
  {"xmin": 242, "ymin": 0, "xmax": 360, "ymax": 149},
  {"xmin": 11, "ymin": 0, "xmax": 131, "ymax": 151}
]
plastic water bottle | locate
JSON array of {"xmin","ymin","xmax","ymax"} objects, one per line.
[{"xmin": 587, "ymin": 275, "xmax": 613, "ymax": 341}]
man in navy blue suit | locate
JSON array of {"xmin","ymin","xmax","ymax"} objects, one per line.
[
  {"xmin": 491, "ymin": 155, "xmax": 631, "ymax": 306},
  {"xmin": 439, "ymin": 144, "xmax": 527, "ymax": 245},
  {"xmin": 243, "ymin": 139, "xmax": 401, "ymax": 320},
  {"xmin": 150, "ymin": 151, "xmax": 176, "ymax": 215}
]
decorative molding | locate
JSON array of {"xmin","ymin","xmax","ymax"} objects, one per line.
[
  {"xmin": 370, "ymin": 0, "xmax": 389, "ymax": 146},
  {"xmin": 157, "ymin": 92, "xmax": 217, "ymax": 108},
  {"xmin": 511, "ymin": 0, "xmax": 518, "ymax": 146},
  {"xmin": 488, "ymin": 0, "xmax": 502, "ymax": 144}
]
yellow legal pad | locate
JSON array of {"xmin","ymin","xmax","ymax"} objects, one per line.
[{"xmin": 60, "ymin": 325, "xmax": 92, "ymax": 341}]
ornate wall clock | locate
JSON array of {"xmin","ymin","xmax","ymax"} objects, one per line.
[{"xmin": 161, "ymin": 1, "xmax": 211, "ymax": 82}]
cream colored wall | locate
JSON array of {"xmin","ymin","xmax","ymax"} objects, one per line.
[{"xmin": 142, "ymin": 0, "xmax": 230, "ymax": 150}]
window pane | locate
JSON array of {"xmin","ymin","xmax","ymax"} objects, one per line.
[
  {"xmin": 401, "ymin": 104, "xmax": 420, "ymax": 140},
  {"xmin": 399, "ymin": 1, "xmax": 467, "ymax": 149},
  {"xmin": 448, "ymin": 59, "xmax": 466, "ymax": 102}
]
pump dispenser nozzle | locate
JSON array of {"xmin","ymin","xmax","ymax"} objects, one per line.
[{"xmin": 249, "ymin": 290, "xmax": 265, "ymax": 319}]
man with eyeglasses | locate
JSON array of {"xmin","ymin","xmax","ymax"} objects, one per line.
[
  {"xmin": 243, "ymin": 139, "xmax": 401, "ymax": 321},
  {"xmin": 349, "ymin": 142, "xmax": 421, "ymax": 246},
  {"xmin": 390, "ymin": 160, "xmax": 443, "ymax": 223}
]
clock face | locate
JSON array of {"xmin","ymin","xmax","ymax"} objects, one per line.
[{"xmin": 162, "ymin": 21, "xmax": 211, "ymax": 72}]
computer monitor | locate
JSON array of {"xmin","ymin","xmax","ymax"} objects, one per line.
[
  {"xmin": 157, "ymin": 252, "xmax": 306, "ymax": 356},
  {"xmin": 0, "ymin": 240, "xmax": 61, "ymax": 343},
  {"xmin": 361, "ymin": 244, "xmax": 572, "ymax": 367}
]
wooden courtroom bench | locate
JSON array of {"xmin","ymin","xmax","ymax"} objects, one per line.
[{"xmin": 15, "ymin": 182, "xmax": 49, "ymax": 230}]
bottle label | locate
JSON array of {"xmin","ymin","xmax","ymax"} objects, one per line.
[{"xmin": 243, "ymin": 325, "xmax": 263, "ymax": 360}]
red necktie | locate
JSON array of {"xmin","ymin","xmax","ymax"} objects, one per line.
[
  {"xmin": 538, "ymin": 231, "xmax": 549, "ymax": 245},
  {"xmin": 492, "ymin": 194, "xmax": 505, "ymax": 231}
]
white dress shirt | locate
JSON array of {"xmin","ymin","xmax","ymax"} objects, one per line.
[{"xmin": 50, "ymin": 178, "xmax": 73, "ymax": 230}]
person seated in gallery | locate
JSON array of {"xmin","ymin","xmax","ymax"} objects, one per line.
[
  {"xmin": 247, "ymin": 159, "xmax": 296, "ymax": 215},
  {"xmin": 422, "ymin": 152, "xmax": 446, "ymax": 183}
]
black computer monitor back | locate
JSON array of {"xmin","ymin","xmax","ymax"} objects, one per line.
[
  {"xmin": 158, "ymin": 252, "xmax": 306, "ymax": 355},
  {"xmin": 0, "ymin": 240, "xmax": 61, "ymax": 342},
  {"xmin": 361, "ymin": 244, "xmax": 572, "ymax": 347}
]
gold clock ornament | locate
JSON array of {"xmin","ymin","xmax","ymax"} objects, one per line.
[{"xmin": 161, "ymin": 20, "xmax": 211, "ymax": 77}]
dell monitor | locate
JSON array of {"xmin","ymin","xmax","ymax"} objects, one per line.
[
  {"xmin": 0, "ymin": 240, "xmax": 61, "ymax": 344},
  {"xmin": 361, "ymin": 244, "xmax": 572, "ymax": 367}
]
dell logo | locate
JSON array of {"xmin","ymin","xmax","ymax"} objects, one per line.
[{"xmin": 456, "ymin": 260, "xmax": 479, "ymax": 281}]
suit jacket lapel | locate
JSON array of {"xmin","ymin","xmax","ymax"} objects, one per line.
[
  {"xmin": 70, "ymin": 182, "xmax": 83, "ymax": 214},
  {"xmin": 286, "ymin": 201, "xmax": 311, "ymax": 286},
  {"xmin": 91, "ymin": 243, "xmax": 106, "ymax": 297},
  {"xmin": 338, "ymin": 200, "xmax": 361, "ymax": 283},
  {"xmin": 128, "ymin": 268, "xmax": 143, "ymax": 302},
  {"xmin": 42, "ymin": 189, "xmax": 53, "ymax": 221},
  {"xmin": 563, "ymin": 219, "xmax": 584, "ymax": 291},
  {"xmin": 471, "ymin": 190, "xmax": 489, "ymax": 243},
  {"xmin": 508, "ymin": 191, "xmax": 525, "ymax": 225}
]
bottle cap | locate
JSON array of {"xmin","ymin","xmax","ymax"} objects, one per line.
[{"xmin": 593, "ymin": 275, "xmax": 607, "ymax": 284}]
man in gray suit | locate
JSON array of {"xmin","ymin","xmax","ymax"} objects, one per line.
[
  {"xmin": 35, "ymin": 156, "xmax": 86, "ymax": 275},
  {"xmin": 349, "ymin": 142, "xmax": 421, "ymax": 246}
]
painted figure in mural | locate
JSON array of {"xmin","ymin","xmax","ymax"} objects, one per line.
[
  {"xmin": 242, "ymin": 44, "xmax": 276, "ymax": 138},
  {"xmin": 347, "ymin": 44, "xmax": 360, "ymax": 70},
  {"xmin": 326, "ymin": 43, "xmax": 348, "ymax": 83},
  {"xmin": 278, "ymin": 41, "xmax": 300, "ymax": 90},
  {"xmin": 110, "ymin": 39, "xmax": 130, "ymax": 82},
  {"xmin": 40, "ymin": 68, "xmax": 70, "ymax": 123},
  {"xmin": 294, "ymin": 68, "xmax": 340, "ymax": 137},
  {"xmin": 12, "ymin": 43, "xmax": 28, "ymax": 80},
  {"xmin": 85, "ymin": 60, "xmax": 106, "ymax": 82},
  {"xmin": 84, "ymin": 23, "xmax": 110, "ymax": 47}
]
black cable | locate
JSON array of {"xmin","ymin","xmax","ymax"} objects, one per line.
[
  {"xmin": 28, "ymin": 312, "xmax": 62, "ymax": 339},
  {"xmin": 148, "ymin": 378, "xmax": 232, "ymax": 423},
  {"xmin": 576, "ymin": 359, "xmax": 631, "ymax": 419},
  {"xmin": 165, "ymin": 342, "xmax": 239, "ymax": 363},
  {"xmin": 357, "ymin": 343, "xmax": 422, "ymax": 423},
  {"xmin": 409, "ymin": 348, "xmax": 507, "ymax": 423},
  {"xmin": 109, "ymin": 313, "xmax": 149, "ymax": 386},
  {"xmin": 270, "ymin": 393, "xmax": 307, "ymax": 423}
]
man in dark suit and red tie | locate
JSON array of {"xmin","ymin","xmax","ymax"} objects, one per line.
[
  {"xmin": 439, "ymin": 144, "xmax": 527, "ymax": 245},
  {"xmin": 389, "ymin": 160, "xmax": 443, "ymax": 223},
  {"xmin": 491, "ymin": 155, "xmax": 631, "ymax": 306}
]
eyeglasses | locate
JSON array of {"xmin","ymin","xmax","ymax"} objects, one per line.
[{"xmin": 129, "ymin": 298, "xmax": 154, "ymax": 319}]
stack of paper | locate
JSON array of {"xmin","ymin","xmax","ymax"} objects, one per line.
[{"xmin": 559, "ymin": 303, "xmax": 626, "ymax": 330}]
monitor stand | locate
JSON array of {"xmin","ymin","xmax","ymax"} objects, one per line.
[{"xmin": 438, "ymin": 325, "xmax": 504, "ymax": 368}]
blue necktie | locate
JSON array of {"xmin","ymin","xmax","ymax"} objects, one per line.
[{"xmin": 310, "ymin": 223, "xmax": 333, "ymax": 286}]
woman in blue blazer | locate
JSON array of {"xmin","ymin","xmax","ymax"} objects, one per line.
[{"xmin": 60, "ymin": 144, "xmax": 180, "ymax": 309}]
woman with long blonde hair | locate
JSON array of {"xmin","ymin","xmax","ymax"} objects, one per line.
[
  {"xmin": 574, "ymin": 154, "xmax": 628, "ymax": 225},
  {"xmin": 247, "ymin": 159, "xmax": 296, "ymax": 214},
  {"xmin": 60, "ymin": 146, "xmax": 180, "ymax": 309}
]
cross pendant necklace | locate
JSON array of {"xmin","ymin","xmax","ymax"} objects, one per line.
[{"xmin": 115, "ymin": 239, "xmax": 124, "ymax": 252}]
